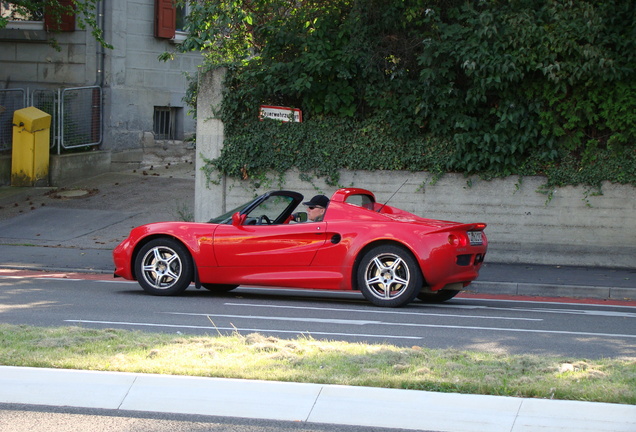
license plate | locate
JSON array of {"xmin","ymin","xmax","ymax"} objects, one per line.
[{"xmin": 468, "ymin": 231, "xmax": 482, "ymax": 245}]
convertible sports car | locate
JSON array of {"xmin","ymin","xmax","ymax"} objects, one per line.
[{"xmin": 113, "ymin": 188, "xmax": 487, "ymax": 307}]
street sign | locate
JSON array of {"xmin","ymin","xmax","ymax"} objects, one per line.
[{"xmin": 259, "ymin": 105, "xmax": 302, "ymax": 122}]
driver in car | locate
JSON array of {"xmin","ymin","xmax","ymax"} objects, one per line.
[{"xmin": 293, "ymin": 195, "xmax": 329, "ymax": 222}]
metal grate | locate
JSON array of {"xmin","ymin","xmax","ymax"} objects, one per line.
[
  {"xmin": 60, "ymin": 86, "xmax": 102, "ymax": 150},
  {"xmin": 153, "ymin": 106, "xmax": 177, "ymax": 140},
  {"xmin": 1, "ymin": 85, "xmax": 103, "ymax": 153},
  {"xmin": 0, "ymin": 88, "xmax": 26, "ymax": 151},
  {"xmin": 31, "ymin": 89, "xmax": 57, "ymax": 148}
]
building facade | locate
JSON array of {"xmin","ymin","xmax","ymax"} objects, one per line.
[{"xmin": 0, "ymin": 0, "xmax": 202, "ymax": 164}]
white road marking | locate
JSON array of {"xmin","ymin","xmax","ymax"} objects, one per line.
[
  {"xmin": 0, "ymin": 275, "xmax": 136, "ymax": 284},
  {"xmin": 168, "ymin": 312, "xmax": 379, "ymax": 325},
  {"xmin": 66, "ymin": 317, "xmax": 636, "ymax": 340},
  {"xmin": 432, "ymin": 304, "xmax": 636, "ymax": 318},
  {"xmin": 63, "ymin": 320, "xmax": 421, "ymax": 340},
  {"xmin": 222, "ymin": 302, "xmax": 543, "ymax": 321},
  {"xmin": 456, "ymin": 297, "xmax": 635, "ymax": 308},
  {"xmin": 167, "ymin": 312, "xmax": 636, "ymax": 338}
]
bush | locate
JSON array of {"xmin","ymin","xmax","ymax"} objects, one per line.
[{"xmin": 179, "ymin": 0, "xmax": 636, "ymax": 188}]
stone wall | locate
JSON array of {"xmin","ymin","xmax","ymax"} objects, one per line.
[
  {"xmin": 105, "ymin": 0, "xmax": 201, "ymax": 152},
  {"xmin": 194, "ymin": 70, "xmax": 636, "ymax": 269},
  {"xmin": 0, "ymin": 26, "xmax": 95, "ymax": 85}
]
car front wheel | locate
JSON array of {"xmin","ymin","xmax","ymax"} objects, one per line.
[
  {"xmin": 135, "ymin": 238, "xmax": 193, "ymax": 296},
  {"xmin": 357, "ymin": 245, "xmax": 423, "ymax": 307}
]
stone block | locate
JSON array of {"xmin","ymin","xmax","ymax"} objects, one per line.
[{"xmin": 49, "ymin": 150, "xmax": 111, "ymax": 186}]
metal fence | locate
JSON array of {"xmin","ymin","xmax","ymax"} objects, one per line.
[
  {"xmin": 0, "ymin": 89, "xmax": 26, "ymax": 151},
  {"xmin": 59, "ymin": 86, "xmax": 103, "ymax": 151},
  {"xmin": 0, "ymin": 86, "xmax": 102, "ymax": 154},
  {"xmin": 31, "ymin": 89, "xmax": 57, "ymax": 149}
]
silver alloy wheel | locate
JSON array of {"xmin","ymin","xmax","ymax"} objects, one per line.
[
  {"xmin": 362, "ymin": 252, "xmax": 411, "ymax": 300},
  {"xmin": 140, "ymin": 245, "xmax": 183, "ymax": 290}
]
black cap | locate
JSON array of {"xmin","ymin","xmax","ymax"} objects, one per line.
[{"xmin": 303, "ymin": 194, "xmax": 329, "ymax": 208}]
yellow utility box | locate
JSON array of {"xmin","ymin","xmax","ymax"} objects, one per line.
[{"xmin": 11, "ymin": 106, "xmax": 51, "ymax": 187}]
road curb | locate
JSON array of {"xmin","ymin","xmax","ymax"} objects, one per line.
[
  {"xmin": 2, "ymin": 366, "xmax": 635, "ymax": 432},
  {"xmin": 469, "ymin": 281, "xmax": 633, "ymax": 301}
]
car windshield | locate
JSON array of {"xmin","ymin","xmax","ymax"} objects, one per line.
[
  {"xmin": 248, "ymin": 195, "xmax": 294, "ymax": 222},
  {"xmin": 208, "ymin": 202, "xmax": 251, "ymax": 224},
  {"xmin": 207, "ymin": 192, "xmax": 301, "ymax": 225}
]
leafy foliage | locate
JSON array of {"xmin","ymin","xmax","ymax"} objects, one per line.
[
  {"xmin": 207, "ymin": 114, "xmax": 454, "ymax": 186},
  {"xmin": 177, "ymin": 0, "xmax": 636, "ymax": 188}
]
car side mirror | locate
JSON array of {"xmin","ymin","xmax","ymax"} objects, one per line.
[
  {"xmin": 293, "ymin": 212, "xmax": 308, "ymax": 222},
  {"xmin": 232, "ymin": 212, "xmax": 246, "ymax": 227}
]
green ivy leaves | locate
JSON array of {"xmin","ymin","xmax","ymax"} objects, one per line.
[{"xmin": 183, "ymin": 0, "xmax": 635, "ymax": 189}]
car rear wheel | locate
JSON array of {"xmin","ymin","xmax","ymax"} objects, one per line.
[
  {"xmin": 357, "ymin": 245, "xmax": 422, "ymax": 307},
  {"xmin": 135, "ymin": 238, "xmax": 193, "ymax": 296},
  {"xmin": 417, "ymin": 289, "xmax": 460, "ymax": 303},
  {"xmin": 202, "ymin": 284, "xmax": 238, "ymax": 293}
]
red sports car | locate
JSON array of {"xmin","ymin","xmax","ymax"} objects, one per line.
[{"xmin": 113, "ymin": 188, "xmax": 487, "ymax": 307}]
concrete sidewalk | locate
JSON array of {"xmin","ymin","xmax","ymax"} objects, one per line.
[{"xmin": 1, "ymin": 366, "xmax": 635, "ymax": 432}]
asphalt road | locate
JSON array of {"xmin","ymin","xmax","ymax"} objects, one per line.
[
  {"xmin": 0, "ymin": 403, "xmax": 415, "ymax": 432},
  {"xmin": 1, "ymin": 271, "xmax": 634, "ymax": 358}
]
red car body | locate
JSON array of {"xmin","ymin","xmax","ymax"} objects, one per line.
[{"xmin": 113, "ymin": 188, "xmax": 487, "ymax": 307}]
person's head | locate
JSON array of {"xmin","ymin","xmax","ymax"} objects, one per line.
[{"xmin": 303, "ymin": 195, "xmax": 329, "ymax": 221}]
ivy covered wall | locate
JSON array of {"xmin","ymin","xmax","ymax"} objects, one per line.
[
  {"xmin": 195, "ymin": 69, "xmax": 636, "ymax": 269},
  {"xmin": 175, "ymin": 0, "xmax": 635, "ymax": 190}
]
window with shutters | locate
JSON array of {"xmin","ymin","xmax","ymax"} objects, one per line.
[
  {"xmin": 1, "ymin": 1, "xmax": 75, "ymax": 32},
  {"xmin": 155, "ymin": 0, "xmax": 190, "ymax": 43},
  {"xmin": 1, "ymin": 1, "xmax": 44, "ymax": 30},
  {"xmin": 173, "ymin": 2, "xmax": 190, "ymax": 42},
  {"xmin": 155, "ymin": 0, "xmax": 175, "ymax": 39},
  {"xmin": 44, "ymin": 0, "xmax": 75, "ymax": 32},
  {"xmin": 175, "ymin": 3, "xmax": 187, "ymax": 31}
]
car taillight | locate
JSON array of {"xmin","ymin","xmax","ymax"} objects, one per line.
[{"xmin": 448, "ymin": 234, "xmax": 467, "ymax": 247}]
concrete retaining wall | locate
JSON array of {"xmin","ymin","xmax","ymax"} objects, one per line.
[
  {"xmin": 1, "ymin": 145, "xmax": 194, "ymax": 186},
  {"xmin": 49, "ymin": 151, "xmax": 112, "ymax": 186},
  {"xmin": 1, "ymin": 150, "xmax": 112, "ymax": 186},
  {"xmin": 0, "ymin": 155, "xmax": 9, "ymax": 186},
  {"xmin": 194, "ymin": 70, "xmax": 636, "ymax": 269}
]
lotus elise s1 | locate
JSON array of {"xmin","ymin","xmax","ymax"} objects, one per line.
[{"xmin": 113, "ymin": 188, "xmax": 487, "ymax": 307}]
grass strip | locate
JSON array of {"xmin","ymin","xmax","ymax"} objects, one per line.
[{"xmin": 1, "ymin": 324, "xmax": 634, "ymax": 405}]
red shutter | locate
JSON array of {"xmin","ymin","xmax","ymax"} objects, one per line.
[
  {"xmin": 155, "ymin": 0, "xmax": 176, "ymax": 39},
  {"xmin": 44, "ymin": 0, "xmax": 76, "ymax": 32}
]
